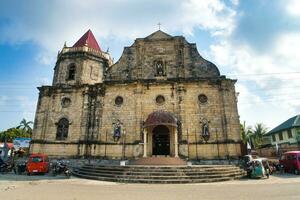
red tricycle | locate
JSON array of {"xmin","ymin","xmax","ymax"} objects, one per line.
[{"xmin": 26, "ymin": 153, "xmax": 49, "ymax": 175}]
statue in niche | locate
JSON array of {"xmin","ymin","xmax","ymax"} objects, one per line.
[
  {"xmin": 113, "ymin": 119, "xmax": 122, "ymax": 142},
  {"xmin": 200, "ymin": 118, "xmax": 210, "ymax": 142},
  {"xmin": 202, "ymin": 123, "xmax": 209, "ymax": 136},
  {"xmin": 155, "ymin": 60, "xmax": 165, "ymax": 76}
]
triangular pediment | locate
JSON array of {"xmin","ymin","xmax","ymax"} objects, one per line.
[{"xmin": 145, "ymin": 30, "xmax": 173, "ymax": 40}]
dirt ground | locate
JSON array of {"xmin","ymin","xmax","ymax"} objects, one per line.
[{"xmin": 0, "ymin": 173, "xmax": 300, "ymax": 200}]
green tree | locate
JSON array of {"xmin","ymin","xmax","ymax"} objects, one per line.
[
  {"xmin": 240, "ymin": 121, "xmax": 253, "ymax": 145},
  {"xmin": 0, "ymin": 128, "xmax": 31, "ymax": 142},
  {"xmin": 16, "ymin": 118, "xmax": 33, "ymax": 136},
  {"xmin": 252, "ymin": 123, "xmax": 268, "ymax": 147},
  {"xmin": 0, "ymin": 119, "xmax": 33, "ymax": 142}
]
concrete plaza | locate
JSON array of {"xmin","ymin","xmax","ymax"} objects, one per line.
[{"xmin": 0, "ymin": 173, "xmax": 299, "ymax": 200}]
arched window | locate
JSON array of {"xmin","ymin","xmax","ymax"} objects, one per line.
[
  {"xmin": 67, "ymin": 64, "xmax": 76, "ymax": 80},
  {"xmin": 56, "ymin": 118, "xmax": 69, "ymax": 140},
  {"xmin": 155, "ymin": 60, "xmax": 165, "ymax": 76}
]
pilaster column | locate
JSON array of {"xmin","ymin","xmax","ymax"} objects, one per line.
[
  {"xmin": 143, "ymin": 129, "xmax": 147, "ymax": 157},
  {"xmin": 175, "ymin": 128, "xmax": 179, "ymax": 157}
]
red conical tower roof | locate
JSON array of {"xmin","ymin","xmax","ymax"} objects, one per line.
[{"xmin": 73, "ymin": 29, "xmax": 101, "ymax": 51}]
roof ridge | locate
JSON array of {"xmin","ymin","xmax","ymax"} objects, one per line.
[
  {"xmin": 145, "ymin": 30, "xmax": 173, "ymax": 40},
  {"xmin": 267, "ymin": 115, "xmax": 298, "ymax": 135},
  {"xmin": 293, "ymin": 114, "xmax": 300, "ymax": 126},
  {"xmin": 73, "ymin": 29, "xmax": 101, "ymax": 51}
]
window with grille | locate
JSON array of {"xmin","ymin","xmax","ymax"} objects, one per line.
[
  {"xmin": 56, "ymin": 118, "xmax": 69, "ymax": 140},
  {"xmin": 287, "ymin": 129, "xmax": 293, "ymax": 138},
  {"xmin": 278, "ymin": 132, "xmax": 283, "ymax": 140},
  {"xmin": 272, "ymin": 135, "xmax": 276, "ymax": 142}
]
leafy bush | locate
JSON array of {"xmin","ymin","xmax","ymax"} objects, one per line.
[{"xmin": 0, "ymin": 128, "xmax": 31, "ymax": 142}]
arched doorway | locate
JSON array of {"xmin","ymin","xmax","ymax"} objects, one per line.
[
  {"xmin": 143, "ymin": 110, "xmax": 178, "ymax": 157},
  {"xmin": 152, "ymin": 125, "xmax": 170, "ymax": 156}
]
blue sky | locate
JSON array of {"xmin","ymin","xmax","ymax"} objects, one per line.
[{"xmin": 0, "ymin": 0, "xmax": 300, "ymax": 131}]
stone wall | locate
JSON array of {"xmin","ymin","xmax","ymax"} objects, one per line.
[
  {"xmin": 31, "ymin": 86, "xmax": 86, "ymax": 154},
  {"xmin": 53, "ymin": 50, "xmax": 108, "ymax": 86},
  {"xmin": 31, "ymin": 30, "xmax": 241, "ymax": 160},
  {"xmin": 106, "ymin": 31, "xmax": 219, "ymax": 81}
]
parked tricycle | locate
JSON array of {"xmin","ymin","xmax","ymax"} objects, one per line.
[
  {"xmin": 248, "ymin": 158, "xmax": 271, "ymax": 179},
  {"xmin": 26, "ymin": 153, "xmax": 49, "ymax": 175}
]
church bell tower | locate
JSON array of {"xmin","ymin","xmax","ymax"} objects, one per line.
[{"xmin": 52, "ymin": 30, "xmax": 112, "ymax": 86}]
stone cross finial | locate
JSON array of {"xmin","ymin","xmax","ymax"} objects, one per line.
[{"xmin": 158, "ymin": 22, "xmax": 161, "ymax": 30}]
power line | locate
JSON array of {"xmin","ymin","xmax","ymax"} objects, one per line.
[
  {"xmin": 0, "ymin": 71, "xmax": 299, "ymax": 84},
  {"xmin": 0, "ymin": 96, "xmax": 300, "ymax": 113},
  {"xmin": 1, "ymin": 91, "xmax": 299, "ymax": 107},
  {"xmin": 237, "ymin": 85, "xmax": 300, "ymax": 92},
  {"xmin": 237, "ymin": 77, "xmax": 300, "ymax": 82},
  {"xmin": 0, "ymin": 111, "xmax": 35, "ymax": 113},
  {"xmin": 238, "ymin": 99, "xmax": 300, "ymax": 105},
  {"xmin": 227, "ymin": 71, "xmax": 300, "ymax": 76}
]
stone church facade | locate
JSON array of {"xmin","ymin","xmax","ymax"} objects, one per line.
[{"xmin": 30, "ymin": 30, "xmax": 242, "ymax": 160}]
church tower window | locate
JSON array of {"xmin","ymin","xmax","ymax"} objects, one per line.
[
  {"xmin": 67, "ymin": 64, "xmax": 76, "ymax": 80},
  {"xmin": 154, "ymin": 60, "xmax": 166, "ymax": 76},
  {"xmin": 56, "ymin": 118, "xmax": 69, "ymax": 140}
]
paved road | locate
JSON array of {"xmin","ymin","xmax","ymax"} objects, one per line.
[{"xmin": 0, "ymin": 173, "xmax": 299, "ymax": 200}]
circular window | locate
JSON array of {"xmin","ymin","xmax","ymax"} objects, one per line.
[
  {"xmin": 198, "ymin": 94, "xmax": 208, "ymax": 104},
  {"xmin": 156, "ymin": 95, "xmax": 165, "ymax": 105},
  {"xmin": 115, "ymin": 96, "xmax": 123, "ymax": 106},
  {"xmin": 61, "ymin": 97, "xmax": 71, "ymax": 108}
]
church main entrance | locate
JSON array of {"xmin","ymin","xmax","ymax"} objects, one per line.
[{"xmin": 152, "ymin": 125, "xmax": 170, "ymax": 156}]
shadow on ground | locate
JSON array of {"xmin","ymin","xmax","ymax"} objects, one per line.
[{"xmin": 0, "ymin": 172, "xmax": 70, "ymax": 181}]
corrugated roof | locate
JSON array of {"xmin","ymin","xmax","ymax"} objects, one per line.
[
  {"xmin": 73, "ymin": 29, "xmax": 101, "ymax": 51},
  {"xmin": 266, "ymin": 115, "xmax": 300, "ymax": 135}
]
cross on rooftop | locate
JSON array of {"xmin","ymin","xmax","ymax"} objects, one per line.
[{"xmin": 158, "ymin": 22, "xmax": 162, "ymax": 30}]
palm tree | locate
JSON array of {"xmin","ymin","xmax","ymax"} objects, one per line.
[
  {"xmin": 252, "ymin": 123, "xmax": 268, "ymax": 148},
  {"xmin": 17, "ymin": 118, "xmax": 33, "ymax": 136},
  {"xmin": 240, "ymin": 121, "xmax": 252, "ymax": 145}
]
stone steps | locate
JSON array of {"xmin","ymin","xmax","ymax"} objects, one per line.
[
  {"xmin": 78, "ymin": 167, "xmax": 242, "ymax": 175},
  {"xmin": 74, "ymin": 170, "xmax": 243, "ymax": 179},
  {"xmin": 131, "ymin": 157, "xmax": 187, "ymax": 165},
  {"xmin": 82, "ymin": 164, "xmax": 239, "ymax": 170},
  {"xmin": 72, "ymin": 164, "xmax": 246, "ymax": 184},
  {"xmin": 83, "ymin": 164, "xmax": 236, "ymax": 168},
  {"xmin": 72, "ymin": 171, "xmax": 241, "ymax": 184}
]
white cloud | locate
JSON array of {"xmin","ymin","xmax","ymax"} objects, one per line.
[
  {"xmin": 0, "ymin": 0, "xmax": 236, "ymax": 55},
  {"xmin": 0, "ymin": 96, "xmax": 8, "ymax": 106},
  {"xmin": 286, "ymin": 0, "xmax": 300, "ymax": 16},
  {"xmin": 35, "ymin": 52, "xmax": 55, "ymax": 66},
  {"xmin": 1, "ymin": 0, "xmax": 300, "ymax": 129},
  {"xmin": 16, "ymin": 96, "xmax": 36, "ymax": 122},
  {"xmin": 208, "ymin": 31, "xmax": 300, "ymax": 128},
  {"xmin": 274, "ymin": 33, "xmax": 300, "ymax": 69},
  {"xmin": 231, "ymin": 0, "xmax": 239, "ymax": 6},
  {"xmin": 179, "ymin": 0, "xmax": 236, "ymax": 36}
]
